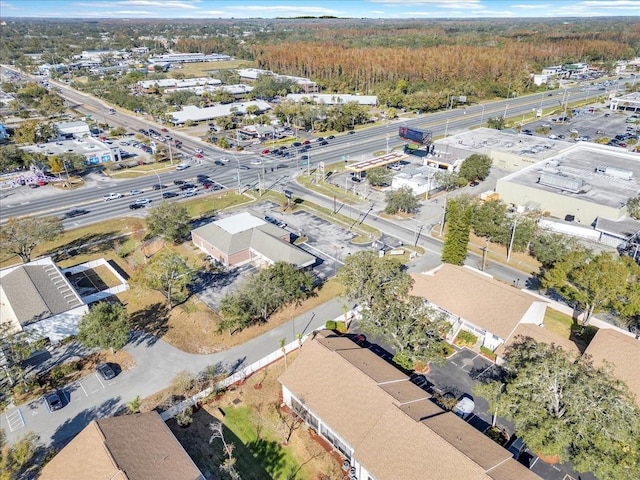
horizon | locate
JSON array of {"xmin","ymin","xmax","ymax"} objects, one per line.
[{"xmin": 1, "ymin": 0, "xmax": 639, "ymax": 19}]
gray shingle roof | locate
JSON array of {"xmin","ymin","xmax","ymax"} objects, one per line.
[{"xmin": 1, "ymin": 264, "xmax": 83, "ymax": 325}]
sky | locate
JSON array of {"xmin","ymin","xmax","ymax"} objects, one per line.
[{"xmin": 0, "ymin": 0, "xmax": 639, "ymax": 19}]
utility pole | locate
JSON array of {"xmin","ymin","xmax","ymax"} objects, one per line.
[
  {"xmin": 439, "ymin": 197, "xmax": 447, "ymax": 236},
  {"xmin": 507, "ymin": 215, "xmax": 518, "ymax": 262}
]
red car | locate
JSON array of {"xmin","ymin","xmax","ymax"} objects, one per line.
[
  {"xmin": 261, "ymin": 149, "xmax": 270, "ymax": 154},
  {"xmin": 196, "ymin": 153, "xmax": 204, "ymax": 159},
  {"xmin": 302, "ymin": 140, "xmax": 311, "ymax": 145},
  {"xmin": 36, "ymin": 180, "xmax": 48, "ymax": 186}
]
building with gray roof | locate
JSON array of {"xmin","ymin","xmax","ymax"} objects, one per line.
[
  {"xmin": 496, "ymin": 143, "xmax": 640, "ymax": 224},
  {"xmin": 433, "ymin": 127, "xmax": 571, "ymax": 172},
  {"xmin": 0, "ymin": 257, "xmax": 88, "ymax": 341},
  {"xmin": 191, "ymin": 212, "xmax": 315, "ymax": 269}
]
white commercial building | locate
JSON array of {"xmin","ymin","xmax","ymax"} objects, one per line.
[
  {"xmin": 169, "ymin": 100, "xmax": 271, "ymax": 125},
  {"xmin": 286, "ymin": 93, "xmax": 378, "ymax": 106},
  {"xmin": 148, "ymin": 53, "xmax": 231, "ymax": 64},
  {"xmin": 21, "ymin": 137, "xmax": 120, "ymax": 165}
]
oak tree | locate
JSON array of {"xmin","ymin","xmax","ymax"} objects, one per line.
[
  {"xmin": 0, "ymin": 215, "xmax": 63, "ymax": 263},
  {"xmin": 77, "ymin": 301, "xmax": 130, "ymax": 352}
]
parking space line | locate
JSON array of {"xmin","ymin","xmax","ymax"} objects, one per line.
[
  {"xmin": 95, "ymin": 374, "xmax": 105, "ymax": 389},
  {"xmin": 78, "ymin": 381, "xmax": 88, "ymax": 397},
  {"xmin": 5, "ymin": 408, "xmax": 25, "ymax": 432}
]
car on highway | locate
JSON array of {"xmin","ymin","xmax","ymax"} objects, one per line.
[
  {"xmin": 133, "ymin": 198, "xmax": 152, "ymax": 206},
  {"xmin": 152, "ymin": 184, "xmax": 165, "ymax": 191},
  {"xmin": 129, "ymin": 189, "xmax": 143, "ymax": 196},
  {"xmin": 65, "ymin": 209, "xmax": 89, "ymax": 218},
  {"xmin": 195, "ymin": 153, "xmax": 204, "ymax": 159},
  {"xmin": 176, "ymin": 163, "xmax": 189, "ymax": 171},
  {"xmin": 251, "ymin": 158, "xmax": 263, "ymax": 164},
  {"xmin": 129, "ymin": 203, "xmax": 145, "ymax": 210},
  {"xmin": 194, "ymin": 148, "xmax": 203, "ymax": 154},
  {"xmin": 327, "ymin": 135, "xmax": 335, "ymax": 140},
  {"xmin": 162, "ymin": 191, "xmax": 179, "ymax": 199},
  {"xmin": 219, "ymin": 157, "xmax": 229, "ymax": 163},
  {"xmin": 292, "ymin": 142, "xmax": 302, "ymax": 147},
  {"xmin": 44, "ymin": 392, "xmax": 63, "ymax": 412},
  {"xmin": 347, "ymin": 130, "xmax": 356, "ymax": 135},
  {"xmin": 319, "ymin": 140, "xmax": 329, "ymax": 145},
  {"xmin": 239, "ymin": 165, "xmax": 250, "ymax": 170},
  {"xmin": 173, "ymin": 180, "xmax": 185, "ymax": 186},
  {"xmin": 182, "ymin": 189, "xmax": 198, "ymax": 198},
  {"xmin": 214, "ymin": 160, "xmax": 225, "ymax": 166},
  {"xmin": 103, "ymin": 193, "xmax": 122, "ymax": 201},
  {"xmin": 96, "ymin": 363, "xmax": 117, "ymax": 380},
  {"xmin": 276, "ymin": 163, "xmax": 288, "ymax": 169},
  {"xmin": 179, "ymin": 183, "xmax": 196, "ymax": 191},
  {"xmin": 261, "ymin": 149, "xmax": 270, "ymax": 154}
]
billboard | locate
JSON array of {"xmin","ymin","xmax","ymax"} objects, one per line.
[{"xmin": 399, "ymin": 126, "xmax": 432, "ymax": 145}]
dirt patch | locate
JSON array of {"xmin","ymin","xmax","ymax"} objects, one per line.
[
  {"xmin": 165, "ymin": 353, "xmax": 345, "ymax": 480},
  {"xmin": 123, "ymin": 277, "xmax": 345, "ymax": 354}
]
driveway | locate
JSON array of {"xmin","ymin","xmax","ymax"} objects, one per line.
[{"xmin": 1, "ymin": 298, "xmax": 346, "ymax": 448}]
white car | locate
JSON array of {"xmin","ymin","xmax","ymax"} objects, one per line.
[
  {"xmin": 181, "ymin": 188, "xmax": 198, "ymax": 198},
  {"xmin": 194, "ymin": 148, "xmax": 203, "ymax": 154},
  {"xmin": 569, "ymin": 128, "xmax": 579, "ymax": 134},
  {"xmin": 103, "ymin": 193, "xmax": 122, "ymax": 201},
  {"xmin": 176, "ymin": 163, "xmax": 189, "ymax": 171},
  {"xmin": 219, "ymin": 157, "xmax": 230, "ymax": 163},
  {"xmin": 129, "ymin": 189, "xmax": 143, "ymax": 196},
  {"xmin": 134, "ymin": 198, "xmax": 152, "ymax": 206}
]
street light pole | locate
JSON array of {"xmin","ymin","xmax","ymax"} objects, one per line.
[{"xmin": 480, "ymin": 104, "xmax": 485, "ymax": 124}]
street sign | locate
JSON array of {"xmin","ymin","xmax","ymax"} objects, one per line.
[{"xmin": 284, "ymin": 190, "xmax": 293, "ymax": 199}]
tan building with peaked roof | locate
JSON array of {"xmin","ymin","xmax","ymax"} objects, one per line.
[
  {"xmin": 191, "ymin": 212, "xmax": 315, "ymax": 268},
  {"xmin": 584, "ymin": 328, "xmax": 640, "ymax": 407},
  {"xmin": 39, "ymin": 412, "xmax": 204, "ymax": 480},
  {"xmin": 279, "ymin": 332, "xmax": 541, "ymax": 480},
  {"xmin": 410, "ymin": 264, "xmax": 547, "ymax": 351}
]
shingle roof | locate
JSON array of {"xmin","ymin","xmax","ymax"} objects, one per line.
[
  {"xmin": 191, "ymin": 213, "xmax": 315, "ymax": 268},
  {"xmin": 279, "ymin": 332, "xmax": 541, "ymax": 480},
  {"xmin": 584, "ymin": 328, "xmax": 640, "ymax": 407},
  {"xmin": 39, "ymin": 412, "xmax": 204, "ymax": 480},
  {"xmin": 410, "ymin": 265, "xmax": 543, "ymax": 339},
  {"xmin": 1, "ymin": 263, "xmax": 83, "ymax": 325},
  {"xmin": 495, "ymin": 324, "xmax": 582, "ymax": 359}
]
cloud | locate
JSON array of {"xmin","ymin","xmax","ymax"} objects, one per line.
[
  {"xmin": 510, "ymin": 3, "xmax": 552, "ymax": 8},
  {"xmin": 227, "ymin": 5, "xmax": 341, "ymax": 14},
  {"xmin": 0, "ymin": 1, "xmax": 19, "ymax": 10},
  {"xmin": 72, "ymin": 0, "xmax": 199, "ymax": 10}
]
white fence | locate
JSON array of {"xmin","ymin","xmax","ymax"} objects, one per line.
[
  {"xmin": 61, "ymin": 257, "xmax": 129, "ymax": 304},
  {"xmin": 160, "ymin": 308, "xmax": 360, "ymax": 421}
]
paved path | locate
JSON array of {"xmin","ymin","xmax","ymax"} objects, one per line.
[{"xmin": 1, "ymin": 298, "xmax": 344, "ymax": 447}]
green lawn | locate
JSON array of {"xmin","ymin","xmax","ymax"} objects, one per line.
[
  {"xmin": 543, "ymin": 308, "xmax": 598, "ymax": 350},
  {"xmin": 223, "ymin": 405, "xmax": 310, "ymax": 480}
]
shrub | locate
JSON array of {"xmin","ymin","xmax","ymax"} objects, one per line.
[
  {"xmin": 335, "ymin": 321, "xmax": 347, "ymax": 334},
  {"xmin": 51, "ymin": 361, "xmax": 80, "ymax": 380},
  {"xmin": 455, "ymin": 330, "xmax": 478, "ymax": 347},
  {"xmin": 480, "ymin": 345, "xmax": 497, "ymax": 361},
  {"xmin": 393, "ymin": 351, "xmax": 415, "ymax": 371},
  {"xmin": 325, "ymin": 320, "xmax": 337, "ymax": 330}
]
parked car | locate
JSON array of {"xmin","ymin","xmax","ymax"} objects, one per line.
[
  {"xmin": 65, "ymin": 209, "xmax": 89, "ymax": 218},
  {"xmin": 506, "ymin": 437, "xmax": 527, "ymax": 460},
  {"xmin": 96, "ymin": 363, "xmax": 117, "ymax": 380},
  {"xmin": 103, "ymin": 193, "xmax": 122, "ymax": 201},
  {"xmin": 44, "ymin": 392, "xmax": 63, "ymax": 412},
  {"xmin": 264, "ymin": 215, "xmax": 278, "ymax": 225},
  {"xmin": 162, "ymin": 191, "xmax": 179, "ymax": 199}
]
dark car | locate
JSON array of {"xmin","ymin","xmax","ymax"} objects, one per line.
[
  {"xmin": 347, "ymin": 130, "xmax": 356, "ymax": 135},
  {"xmin": 179, "ymin": 183, "xmax": 196, "ymax": 190},
  {"xmin": 276, "ymin": 163, "xmax": 288, "ymax": 169},
  {"xmin": 152, "ymin": 184, "xmax": 165, "ymax": 191},
  {"xmin": 469, "ymin": 181, "xmax": 480, "ymax": 187},
  {"xmin": 45, "ymin": 392, "xmax": 63, "ymax": 412},
  {"xmin": 327, "ymin": 135, "xmax": 335, "ymax": 140},
  {"xmin": 65, "ymin": 209, "xmax": 89, "ymax": 218},
  {"xmin": 173, "ymin": 179, "xmax": 185, "ymax": 186},
  {"xmin": 162, "ymin": 191, "xmax": 179, "ymax": 199},
  {"xmin": 96, "ymin": 363, "xmax": 116, "ymax": 380},
  {"xmin": 319, "ymin": 140, "xmax": 328, "ymax": 145},
  {"xmin": 129, "ymin": 203, "xmax": 145, "ymax": 209},
  {"xmin": 214, "ymin": 160, "xmax": 225, "ymax": 166},
  {"xmin": 239, "ymin": 165, "xmax": 250, "ymax": 170}
]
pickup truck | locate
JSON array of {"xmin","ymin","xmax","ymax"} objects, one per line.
[{"xmin": 103, "ymin": 193, "xmax": 122, "ymax": 201}]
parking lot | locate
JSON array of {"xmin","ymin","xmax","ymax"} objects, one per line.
[{"xmin": 524, "ymin": 102, "xmax": 639, "ymax": 150}]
